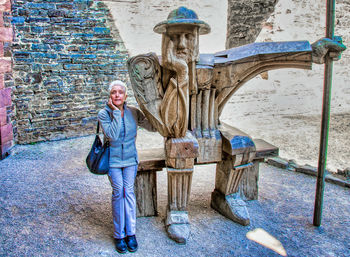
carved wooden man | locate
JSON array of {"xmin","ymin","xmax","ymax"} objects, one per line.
[{"xmin": 127, "ymin": 6, "xmax": 346, "ymax": 244}]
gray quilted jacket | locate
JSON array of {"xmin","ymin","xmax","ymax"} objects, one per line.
[{"xmin": 98, "ymin": 103, "xmax": 156, "ymax": 168}]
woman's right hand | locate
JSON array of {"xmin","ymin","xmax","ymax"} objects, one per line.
[{"xmin": 108, "ymin": 97, "xmax": 118, "ymax": 111}]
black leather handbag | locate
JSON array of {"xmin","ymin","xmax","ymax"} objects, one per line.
[{"xmin": 86, "ymin": 121, "xmax": 110, "ymax": 175}]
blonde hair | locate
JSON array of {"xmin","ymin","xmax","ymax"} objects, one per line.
[{"xmin": 109, "ymin": 80, "xmax": 127, "ymax": 93}]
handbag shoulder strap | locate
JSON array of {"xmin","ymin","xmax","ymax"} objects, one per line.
[
  {"xmin": 96, "ymin": 121, "xmax": 100, "ymax": 134},
  {"xmin": 97, "ymin": 109, "xmax": 112, "ymax": 135}
]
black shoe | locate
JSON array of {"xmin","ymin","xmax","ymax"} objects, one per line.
[
  {"xmin": 114, "ymin": 238, "xmax": 127, "ymax": 254},
  {"xmin": 125, "ymin": 235, "xmax": 138, "ymax": 252}
]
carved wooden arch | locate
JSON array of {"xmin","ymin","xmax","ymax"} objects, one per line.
[{"xmin": 214, "ymin": 50, "xmax": 312, "ymax": 117}]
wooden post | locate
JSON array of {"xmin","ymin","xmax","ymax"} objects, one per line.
[
  {"xmin": 136, "ymin": 148, "xmax": 166, "ymax": 217},
  {"xmin": 313, "ymin": 0, "xmax": 335, "ymax": 227},
  {"xmin": 164, "ymin": 132, "xmax": 199, "ymax": 244},
  {"xmin": 210, "ymin": 123, "xmax": 256, "ymax": 226}
]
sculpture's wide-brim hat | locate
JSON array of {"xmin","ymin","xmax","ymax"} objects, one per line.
[{"xmin": 153, "ymin": 6, "xmax": 211, "ymax": 35}]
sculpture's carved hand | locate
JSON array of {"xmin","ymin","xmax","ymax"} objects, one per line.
[
  {"xmin": 311, "ymin": 37, "xmax": 346, "ymax": 64},
  {"xmin": 163, "ymin": 37, "xmax": 188, "ymax": 82}
]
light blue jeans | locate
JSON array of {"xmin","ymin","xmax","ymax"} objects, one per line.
[{"xmin": 108, "ymin": 165, "xmax": 138, "ymax": 239}]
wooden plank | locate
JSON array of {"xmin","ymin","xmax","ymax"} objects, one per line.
[
  {"xmin": 138, "ymin": 148, "xmax": 165, "ymax": 171},
  {"xmin": 220, "ymin": 122, "xmax": 255, "ymax": 156},
  {"xmin": 253, "ymin": 138, "xmax": 279, "ymax": 158},
  {"xmin": 137, "ymin": 138, "xmax": 278, "ymax": 172},
  {"xmin": 196, "ymin": 137, "xmax": 222, "ymax": 164}
]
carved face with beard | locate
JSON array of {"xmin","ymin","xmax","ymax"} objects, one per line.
[{"xmin": 162, "ymin": 25, "xmax": 199, "ymax": 65}]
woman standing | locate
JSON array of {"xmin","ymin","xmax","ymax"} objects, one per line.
[{"xmin": 98, "ymin": 80, "xmax": 156, "ymax": 253}]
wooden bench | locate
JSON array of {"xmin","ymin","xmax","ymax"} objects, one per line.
[{"xmin": 135, "ymin": 138, "xmax": 278, "ymax": 217}]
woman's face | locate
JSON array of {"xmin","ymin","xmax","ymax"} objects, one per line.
[{"xmin": 110, "ymin": 85, "xmax": 127, "ymax": 109}]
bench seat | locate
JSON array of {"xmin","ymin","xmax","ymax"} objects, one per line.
[{"xmin": 135, "ymin": 138, "xmax": 278, "ymax": 217}]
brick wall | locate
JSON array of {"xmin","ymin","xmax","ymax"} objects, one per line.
[
  {"xmin": 11, "ymin": 0, "xmax": 129, "ymax": 144},
  {"xmin": 226, "ymin": 0, "xmax": 278, "ymax": 48},
  {"xmin": 0, "ymin": 0, "xmax": 13, "ymax": 159}
]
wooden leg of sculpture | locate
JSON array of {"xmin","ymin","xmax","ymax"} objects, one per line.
[
  {"xmin": 164, "ymin": 132, "xmax": 198, "ymax": 244},
  {"xmin": 166, "ymin": 167, "xmax": 193, "ymax": 244},
  {"xmin": 238, "ymin": 160, "xmax": 261, "ymax": 201},
  {"xmin": 211, "ymin": 153, "xmax": 252, "ymax": 226}
]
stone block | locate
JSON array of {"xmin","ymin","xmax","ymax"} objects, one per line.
[
  {"xmin": 1, "ymin": 42, "xmax": 10, "ymax": 58},
  {"xmin": 0, "ymin": 27, "xmax": 13, "ymax": 42},
  {"xmin": 0, "ymin": 107, "xmax": 6, "ymax": 126},
  {"xmin": 0, "ymin": 88, "xmax": 11, "ymax": 108},
  {"xmin": 325, "ymin": 175, "xmax": 350, "ymax": 188},
  {"xmin": 0, "ymin": 58, "xmax": 11, "ymax": 73},
  {"xmin": 94, "ymin": 27, "xmax": 110, "ymax": 34},
  {"xmin": 0, "ymin": 139, "xmax": 12, "ymax": 160},
  {"xmin": 0, "ymin": 74, "xmax": 3, "ymax": 90},
  {"xmin": 63, "ymin": 64, "xmax": 83, "ymax": 70},
  {"xmin": 47, "ymin": 9, "xmax": 66, "ymax": 17},
  {"xmin": 0, "ymin": 123, "xmax": 13, "ymax": 144},
  {"xmin": 227, "ymin": 0, "xmax": 277, "ymax": 48},
  {"xmin": 11, "ymin": 16, "xmax": 25, "ymax": 24},
  {"xmin": 27, "ymin": 3, "xmax": 55, "ymax": 10},
  {"xmin": 267, "ymin": 157, "xmax": 289, "ymax": 169},
  {"xmin": 56, "ymin": 3, "xmax": 74, "ymax": 10},
  {"xmin": 165, "ymin": 210, "xmax": 189, "ymax": 226},
  {"xmin": 295, "ymin": 164, "xmax": 318, "ymax": 176},
  {"xmin": 165, "ymin": 209, "xmax": 191, "ymax": 244},
  {"xmin": 31, "ymin": 26, "xmax": 45, "ymax": 33},
  {"xmin": 26, "ymin": 17, "xmax": 50, "ymax": 23},
  {"xmin": 337, "ymin": 168, "xmax": 350, "ymax": 180},
  {"xmin": 0, "ymin": 0, "xmax": 11, "ymax": 12}
]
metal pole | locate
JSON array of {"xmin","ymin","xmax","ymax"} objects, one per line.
[{"xmin": 313, "ymin": 0, "xmax": 335, "ymax": 226}]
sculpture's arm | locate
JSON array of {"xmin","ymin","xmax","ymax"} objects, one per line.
[
  {"xmin": 311, "ymin": 36, "xmax": 346, "ymax": 64},
  {"xmin": 213, "ymin": 38, "xmax": 346, "ymax": 116},
  {"xmin": 127, "ymin": 53, "xmax": 168, "ymax": 137},
  {"xmin": 159, "ymin": 35, "xmax": 190, "ymax": 138}
]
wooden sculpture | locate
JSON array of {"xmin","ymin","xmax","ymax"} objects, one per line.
[{"xmin": 127, "ymin": 6, "xmax": 346, "ymax": 244}]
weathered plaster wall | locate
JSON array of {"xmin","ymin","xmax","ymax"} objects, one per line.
[
  {"xmin": 226, "ymin": 0, "xmax": 278, "ymax": 48},
  {"xmin": 222, "ymin": 0, "xmax": 350, "ymax": 171},
  {"xmin": 0, "ymin": 0, "xmax": 13, "ymax": 159},
  {"xmin": 11, "ymin": 0, "xmax": 128, "ymax": 144},
  {"xmin": 103, "ymin": 0, "xmax": 228, "ymax": 56}
]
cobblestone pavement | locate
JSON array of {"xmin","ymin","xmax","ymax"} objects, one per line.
[{"xmin": 0, "ymin": 135, "xmax": 349, "ymax": 257}]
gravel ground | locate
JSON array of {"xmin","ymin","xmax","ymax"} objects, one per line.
[{"xmin": 0, "ymin": 133, "xmax": 349, "ymax": 257}]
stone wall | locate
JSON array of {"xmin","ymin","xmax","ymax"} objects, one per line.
[
  {"xmin": 0, "ymin": 0, "xmax": 13, "ymax": 159},
  {"xmin": 11, "ymin": 0, "xmax": 129, "ymax": 144},
  {"xmin": 5, "ymin": 0, "xmax": 280, "ymax": 146},
  {"xmin": 226, "ymin": 0, "xmax": 278, "ymax": 48}
]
